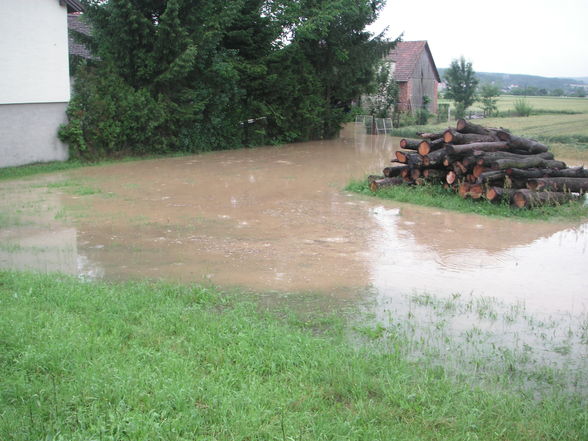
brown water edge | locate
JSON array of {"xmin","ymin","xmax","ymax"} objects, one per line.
[
  {"xmin": 2, "ymin": 124, "xmax": 587, "ymax": 394},
  {"xmin": 1, "ymin": 123, "xmax": 587, "ymax": 314}
]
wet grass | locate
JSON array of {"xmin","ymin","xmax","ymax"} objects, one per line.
[
  {"xmin": 1, "ymin": 271, "xmax": 586, "ymax": 440},
  {"xmin": 346, "ymin": 179, "xmax": 588, "ymax": 221},
  {"xmin": 391, "ymin": 113, "xmax": 588, "ymax": 164}
]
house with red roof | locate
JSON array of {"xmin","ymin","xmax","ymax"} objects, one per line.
[{"xmin": 387, "ymin": 41, "xmax": 440, "ymax": 114}]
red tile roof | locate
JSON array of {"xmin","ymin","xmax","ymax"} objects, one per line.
[{"xmin": 386, "ymin": 41, "xmax": 440, "ymax": 83}]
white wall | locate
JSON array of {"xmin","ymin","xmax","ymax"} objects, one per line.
[{"xmin": 0, "ymin": 0, "xmax": 71, "ymax": 104}]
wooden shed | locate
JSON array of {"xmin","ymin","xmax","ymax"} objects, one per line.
[{"xmin": 387, "ymin": 41, "xmax": 440, "ymax": 114}]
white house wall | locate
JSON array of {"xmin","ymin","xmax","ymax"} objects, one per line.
[
  {"xmin": 0, "ymin": 0, "xmax": 71, "ymax": 104},
  {"xmin": 0, "ymin": 0, "xmax": 71, "ymax": 167}
]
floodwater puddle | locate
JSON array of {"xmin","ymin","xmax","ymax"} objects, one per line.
[{"xmin": 2, "ymin": 123, "xmax": 587, "ymax": 393}]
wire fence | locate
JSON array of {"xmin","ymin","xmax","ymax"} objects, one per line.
[{"xmin": 354, "ymin": 115, "xmax": 393, "ymax": 134}]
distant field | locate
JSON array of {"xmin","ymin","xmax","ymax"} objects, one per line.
[{"xmin": 439, "ymin": 95, "xmax": 588, "ymax": 114}]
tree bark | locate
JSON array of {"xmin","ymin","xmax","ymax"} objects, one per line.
[
  {"xmin": 370, "ymin": 177, "xmax": 407, "ymax": 192},
  {"xmin": 490, "ymin": 158, "xmax": 566, "ymax": 170},
  {"xmin": 526, "ymin": 177, "xmax": 588, "ymax": 193},
  {"xmin": 502, "ymin": 133, "xmax": 550, "ymax": 154},
  {"xmin": 512, "ymin": 189, "xmax": 578, "ymax": 208},
  {"xmin": 445, "ymin": 142, "xmax": 511, "ymax": 155},
  {"xmin": 417, "ymin": 131, "xmax": 446, "ymax": 140},
  {"xmin": 422, "ymin": 148, "xmax": 447, "ymax": 167},
  {"xmin": 383, "ymin": 165, "xmax": 410, "ymax": 178},
  {"xmin": 443, "ymin": 129, "xmax": 497, "ymax": 145},
  {"xmin": 506, "ymin": 166, "xmax": 588, "ymax": 179},
  {"xmin": 417, "ymin": 138, "xmax": 445, "ymax": 156},
  {"xmin": 485, "ymin": 186, "xmax": 516, "ymax": 203},
  {"xmin": 399, "ymin": 139, "xmax": 421, "ymax": 150},
  {"xmin": 446, "ymin": 170, "xmax": 457, "ymax": 185},
  {"xmin": 456, "ymin": 119, "xmax": 493, "ymax": 136}
]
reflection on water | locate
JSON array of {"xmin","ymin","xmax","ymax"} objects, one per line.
[
  {"xmin": 2, "ymin": 123, "xmax": 587, "ymax": 393},
  {"xmin": 1, "ymin": 123, "xmax": 586, "ymax": 316}
]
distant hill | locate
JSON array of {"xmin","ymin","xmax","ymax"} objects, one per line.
[{"xmin": 438, "ymin": 69, "xmax": 586, "ymax": 93}]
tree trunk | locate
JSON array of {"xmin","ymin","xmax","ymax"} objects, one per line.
[
  {"xmin": 456, "ymin": 119, "xmax": 493, "ymax": 136},
  {"xmin": 417, "ymin": 131, "xmax": 445, "ymax": 140},
  {"xmin": 477, "ymin": 170, "xmax": 506, "ymax": 184},
  {"xmin": 383, "ymin": 165, "xmax": 410, "ymax": 178},
  {"xmin": 370, "ymin": 177, "xmax": 406, "ymax": 192},
  {"xmin": 443, "ymin": 129, "xmax": 497, "ymax": 144},
  {"xmin": 446, "ymin": 170, "xmax": 457, "ymax": 185},
  {"xmin": 526, "ymin": 177, "xmax": 588, "ymax": 193},
  {"xmin": 507, "ymin": 166, "xmax": 588, "ymax": 179},
  {"xmin": 445, "ymin": 142, "xmax": 511, "ymax": 155},
  {"xmin": 472, "ymin": 151, "xmax": 554, "ymax": 164},
  {"xmin": 501, "ymin": 133, "xmax": 550, "ymax": 154},
  {"xmin": 422, "ymin": 148, "xmax": 447, "ymax": 167},
  {"xmin": 417, "ymin": 138, "xmax": 445, "ymax": 156},
  {"xmin": 512, "ymin": 189, "xmax": 578, "ymax": 208},
  {"xmin": 399, "ymin": 139, "xmax": 421, "ymax": 150},
  {"xmin": 490, "ymin": 157, "xmax": 566, "ymax": 170},
  {"xmin": 485, "ymin": 186, "xmax": 516, "ymax": 203}
]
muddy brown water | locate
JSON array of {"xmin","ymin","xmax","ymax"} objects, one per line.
[
  {"xmin": 1, "ymin": 124, "xmax": 587, "ymax": 316},
  {"xmin": 2, "ymin": 123, "xmax": 588, "ymax": 392}
]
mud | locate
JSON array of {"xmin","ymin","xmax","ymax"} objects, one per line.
[{"xmin": 1, "ymin": 124, "xmax": 587, "ymax": 316}]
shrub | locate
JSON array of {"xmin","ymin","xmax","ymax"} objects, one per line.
[{"xmin": 513, "ymin": 98, "xmax": 533, "ymax": 117}]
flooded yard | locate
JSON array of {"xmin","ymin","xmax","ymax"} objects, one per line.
[{"xmin": 2, "ymin": 123, "xmax": 587, "ymax": 393}]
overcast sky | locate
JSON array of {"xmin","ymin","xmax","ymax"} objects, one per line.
[{"xmin": 369, "ymin": 0, "xmax": 588, "ymax": 79}]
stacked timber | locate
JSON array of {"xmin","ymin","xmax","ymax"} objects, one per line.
[{"xmin": 370, "ymin": 119, "xmax": 588, "ymax": 208}]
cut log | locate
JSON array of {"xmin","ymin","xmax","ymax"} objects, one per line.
[
  {"xmin": 446, "ymin": 170, "xmax": 457, "ymax": 185},
  {"xmin": 422, "ymin": 148, "xmax": 447, "ymax": 167},
  {"xmin": 507, "ymin": 166, "xmax": 588, "ymax": 180},
  {"xmin": 485, "ymin": 187, "xmax": 516, "ymax": 204},
  {"xmin": 490, "ymin": 158, "xmax": 566, "ymax": 170},
  {"xmin": 370, "ymin": 177, "xmax": 406, "ymax": 192},
  {"xmin": 410, "ymin": 168, "xmax": 422, "ymax": 180},
  {"xmin": 422, "ymin": 169, "xmax": 446, "ymax": 180},
  {"xmin": 477, "ymin": 170, "xmax": 506, "ymax": 184},
  {"xmin": 443, "ymin": 129, "xmax": 497, "ymax": 145},
  {"xmin": 367, "ymin": 175, "xmax": 384, "ymax": 183},
  {"xmin": 501, "ymin": 133, "xmax": 549, "ymax": 154},
  {"xmin": 394, "ymin": 151, "xmax": 409, "ymax": 163},
  {"xmin": 458, "ymin": 182, "xmax": 471, "ymax": 198},
  {"xmin": 445, "ymin": 142, "xmax": 511, "ymax": 156},
  {"xmin": 469, "ymin": 183, "xmax": 484, "ymax": 199},
  {"xmin": 472, "ymin": 151, "xmax": 554, "ymax": 163},
  {"xmin": 417, "ymin": 138, "xmax": 445, "ymax": 156},
  {"xmin": 456, "ymin": 119, "xmax": 493, "ymax": 136},
  {"xmin": 399, "ymin": 139, "xmax": 421, "ymax": 150},
  {"xmin": 383, "ymin": 165, "xmax": 410, "ymax": 178},
  {"xmin": 417, "ymin": 131, "xmax": 445, "ymax": 140},
  {"xmin": 512, "ymin": 189, "xmax": 578, "ymax": 208},
  {"xmin": 526, "ymin": 177, "xmax": 588, "ymax": 193},
  {"xmin": 472, "ymin": 164, "xmax": 486, "ymax": 179}
]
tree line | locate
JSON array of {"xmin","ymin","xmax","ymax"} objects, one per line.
[{"xmin": 60, "ymin": 0, "xmax": 392, "ymax": 160}]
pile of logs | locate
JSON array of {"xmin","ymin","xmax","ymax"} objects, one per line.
[{"xmin": 369, "ymin": 119, "xmax": 588, "ymax": 208}]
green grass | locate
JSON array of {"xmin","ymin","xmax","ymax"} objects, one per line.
[
  {"xmin": 1, "ymin": 271, "xmax": 586, "ymax": 440},
  {"xmin": 439, "ymin": 95, "xmax": 588, "ymax": 115},
  {"xmin": 347, "ymin": 180, "xmax": 588, "ymax": 221}
]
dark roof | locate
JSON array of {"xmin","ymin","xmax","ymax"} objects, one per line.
[
  {"xmin": 61, "ymin": 0, "xmax": 85, "ymax": 13},
  {"xmin": 68, "ymin": 14, "xmax": 93, "ymax": 59},
  {"xmin": 387, "ymin": 41, "xmax": 441, "ymax": 83}
]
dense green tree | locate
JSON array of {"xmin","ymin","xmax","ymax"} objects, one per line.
[
  {"xmin": 478, "ymin": 84, "xmax": 500, "ymax": 117},
  {"xmin": 60, "ymin": 0, "xmax": 389, "ymax": 158},
  {"xmin": 443, "ymin": 57, "xmax": 479, "ymax": 118}
]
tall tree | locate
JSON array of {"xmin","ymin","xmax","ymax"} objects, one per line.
[
  {"xmin": 444, "ymin": 57, "xmax": 479, "ymax": 118},
  {"xmin": 478, "ymin": 84, "xmax": 500, "ymax": 117},
  {"xmin": 61, "ymin": 0, "xmax": 391, "ymax": 158}
]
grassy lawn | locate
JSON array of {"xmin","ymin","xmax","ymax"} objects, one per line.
[
  {"xmin": 347, "ymin": 180, "xmax": 588, "ymax": 221},
  {"xmin": 439, "ymin": 95, "xmax": 588, "ymax": 115},
  {"xmin": 1, "ymin": 271, "xmax": 586, "ymax": 440}
]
